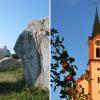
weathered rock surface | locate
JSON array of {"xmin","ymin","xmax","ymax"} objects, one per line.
[
  {"xmin": 0, "ymin": 57, "xmax": 22, "ymax": 70},
  {"xmin": 14, "ymin": 17, "xmax": 49, "ymax": 90}
]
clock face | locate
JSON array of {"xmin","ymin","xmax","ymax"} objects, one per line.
[{"xmin": 95, "ymin": 40, "xmax": 100, "ymax": 46}]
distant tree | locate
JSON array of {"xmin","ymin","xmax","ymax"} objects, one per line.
[
  {"xmin": 51, "ymin": 28, "xmax": 89, "ymax": 100},
  {"xmin": 12, "ymin": 54, "xmax": 19, "ymax": 59},
  {"xmin": 4, "ymin": 55, "xmax": 10, "ymax": 57}
]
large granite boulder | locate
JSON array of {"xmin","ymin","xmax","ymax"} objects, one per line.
[
  {"xmin": 0, "ymin": 57, "xmax": 22, "ymax": 70},
  {"xmin": 14, "ymin": 17, "xmax": 49, "ymax": 90}
]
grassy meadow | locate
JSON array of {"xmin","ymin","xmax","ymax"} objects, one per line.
[{"xmin": 0, "ymin": 68, "xmax": 49, "ymax": 100}]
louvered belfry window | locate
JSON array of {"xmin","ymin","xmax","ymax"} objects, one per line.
[{"xmin": 96, "ymin": 48, "xmax": 100, "ymax": 58}]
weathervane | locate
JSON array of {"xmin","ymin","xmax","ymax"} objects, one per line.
[
  {"xmin": 95, "ymin": 2, "xmax": 98, "ymax": 6},
  {"xmin": 94, "ymin": 1, "xmax": 99, "ymax": 8},
  {"xmin": 94, "ymin": 1, "xmax": 99, "ymax": 11}
]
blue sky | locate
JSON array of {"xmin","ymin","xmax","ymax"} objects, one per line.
[
  {"xmin": 0, "ymin": 0, "xmax": 49, "ymax": 53},
  {"xmin": 51, "ymin": 0, "xmax": 100, "ymax": 100}
]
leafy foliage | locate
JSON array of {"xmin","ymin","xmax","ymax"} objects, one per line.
[{"xmin": 51, "ymin": 28, "xmax": 89, "ymax": 99}]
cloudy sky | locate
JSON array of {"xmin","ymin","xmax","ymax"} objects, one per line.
[{"xmin": 0, "ymin": 0, "xmax": 49, "ymax": 53}]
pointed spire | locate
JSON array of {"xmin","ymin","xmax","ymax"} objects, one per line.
[{"xmin": 92, "ymin": 7, "xmax": 100, "ymax": 36}]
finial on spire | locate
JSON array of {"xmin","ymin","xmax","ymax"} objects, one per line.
[
  {"xmin": 95, "ymin": 2, "xmax": 98, "ymax": 6},
  {"xmin": 96, "ymin": 2, "xmax": 98, "ymax": 12},
  {"xmin": 94, "ymin": 1, "xmax": 98, "ymax": 10},
  {"xmin": 93, "ymin": 1, "xmax": 98, "ymax": 15},
  {"xmin": 94, "ymin": 1, "xmax": 98, "ymax": 7},
  {"xmin": 96, "ymin": 6, "xmax": 98, "ymax": 18}
]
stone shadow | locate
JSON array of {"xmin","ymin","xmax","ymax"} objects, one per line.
[{"xmin": 0, "ymin": 80, "xmax": 26, "ymax": 94}]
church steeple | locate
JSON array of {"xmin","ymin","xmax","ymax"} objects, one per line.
[{"xmin": 92, "ymin": 7, "xmax": 100, "ymax": 36}]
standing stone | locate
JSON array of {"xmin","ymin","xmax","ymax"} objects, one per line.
[
  {"xmin": 14, "ymin": 17, "xmax": 49, "ymax": 90},
  {"xmin": 35, "ymin": 30, "xmax": 50, "ymax": 90}
]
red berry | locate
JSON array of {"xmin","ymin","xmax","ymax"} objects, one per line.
[
  {"xmin": 65, "ymin": 75, "xmax": 73, "ymax": 81},
  {"xmin": 62, "ymin": 61, "xmax": 69, "ymax": 69}
]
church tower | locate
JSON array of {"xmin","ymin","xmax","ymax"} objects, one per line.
[
  {"xmin": 76, "ymin": 7, "xmax": 100, "ymax": 100},
  {"xmin": 88, "ymin": 7, "xmax": 100, "ymax": 100}
]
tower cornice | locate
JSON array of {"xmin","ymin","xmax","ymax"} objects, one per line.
[{"xmin": 88, "ymin": 59, "xmax": 100, "ymax": 65}]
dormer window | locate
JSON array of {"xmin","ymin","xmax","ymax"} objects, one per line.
[{"xmin": 96, "ymin": 48, "xmax": 100, "ymax": 58}]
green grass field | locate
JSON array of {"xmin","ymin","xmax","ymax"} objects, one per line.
[{"xmin": 0, "ymin": 68, "xmax": 49, "ymax": 100}]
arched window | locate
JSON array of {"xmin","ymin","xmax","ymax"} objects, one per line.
[{"xmin": 96, "ymin": 48, "xmax": 100, "ymax": 58}]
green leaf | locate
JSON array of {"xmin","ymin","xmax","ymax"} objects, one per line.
[
  {"xmin": 51, "ymin": 79, "xmax": 54, "ymax": 82},
  {"xmin": 54, "ymin": 86, "xmax": 56, "ymax": 92},
  {"xmin": 52, "ymin": 70, "xmax": 59, "ymax": 76},
  {"xmin": 60, "ymin": 94, "xmax": 66, "ymax": 98},
  {"xmin": 51, "ymin": 28, "xmax": 58, "ymax": 33},
  {"xmin": 52, "ymin": 56, "xmax": 60, "ymax": 60},
  {"xmin": 61, "ymin": 37, "xmax": 64, "ymax": 42},
  {"xmin": 60, "ymin": 69, "xmax": 65, "ymax": 74},
  {"xmin": 72, "ymin": 65, "xmax": 78, "ymax": 70},
  {"xmin": 68, "ymin": 57, "xmax": 75, "ymax": 63},
  {"xmin": 56, "ymin": 35, "xmax": 60, "ymax": 42},
  {"xmin": 55, "ymin": 48, "xmax": 60, "ymax": 54}
]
